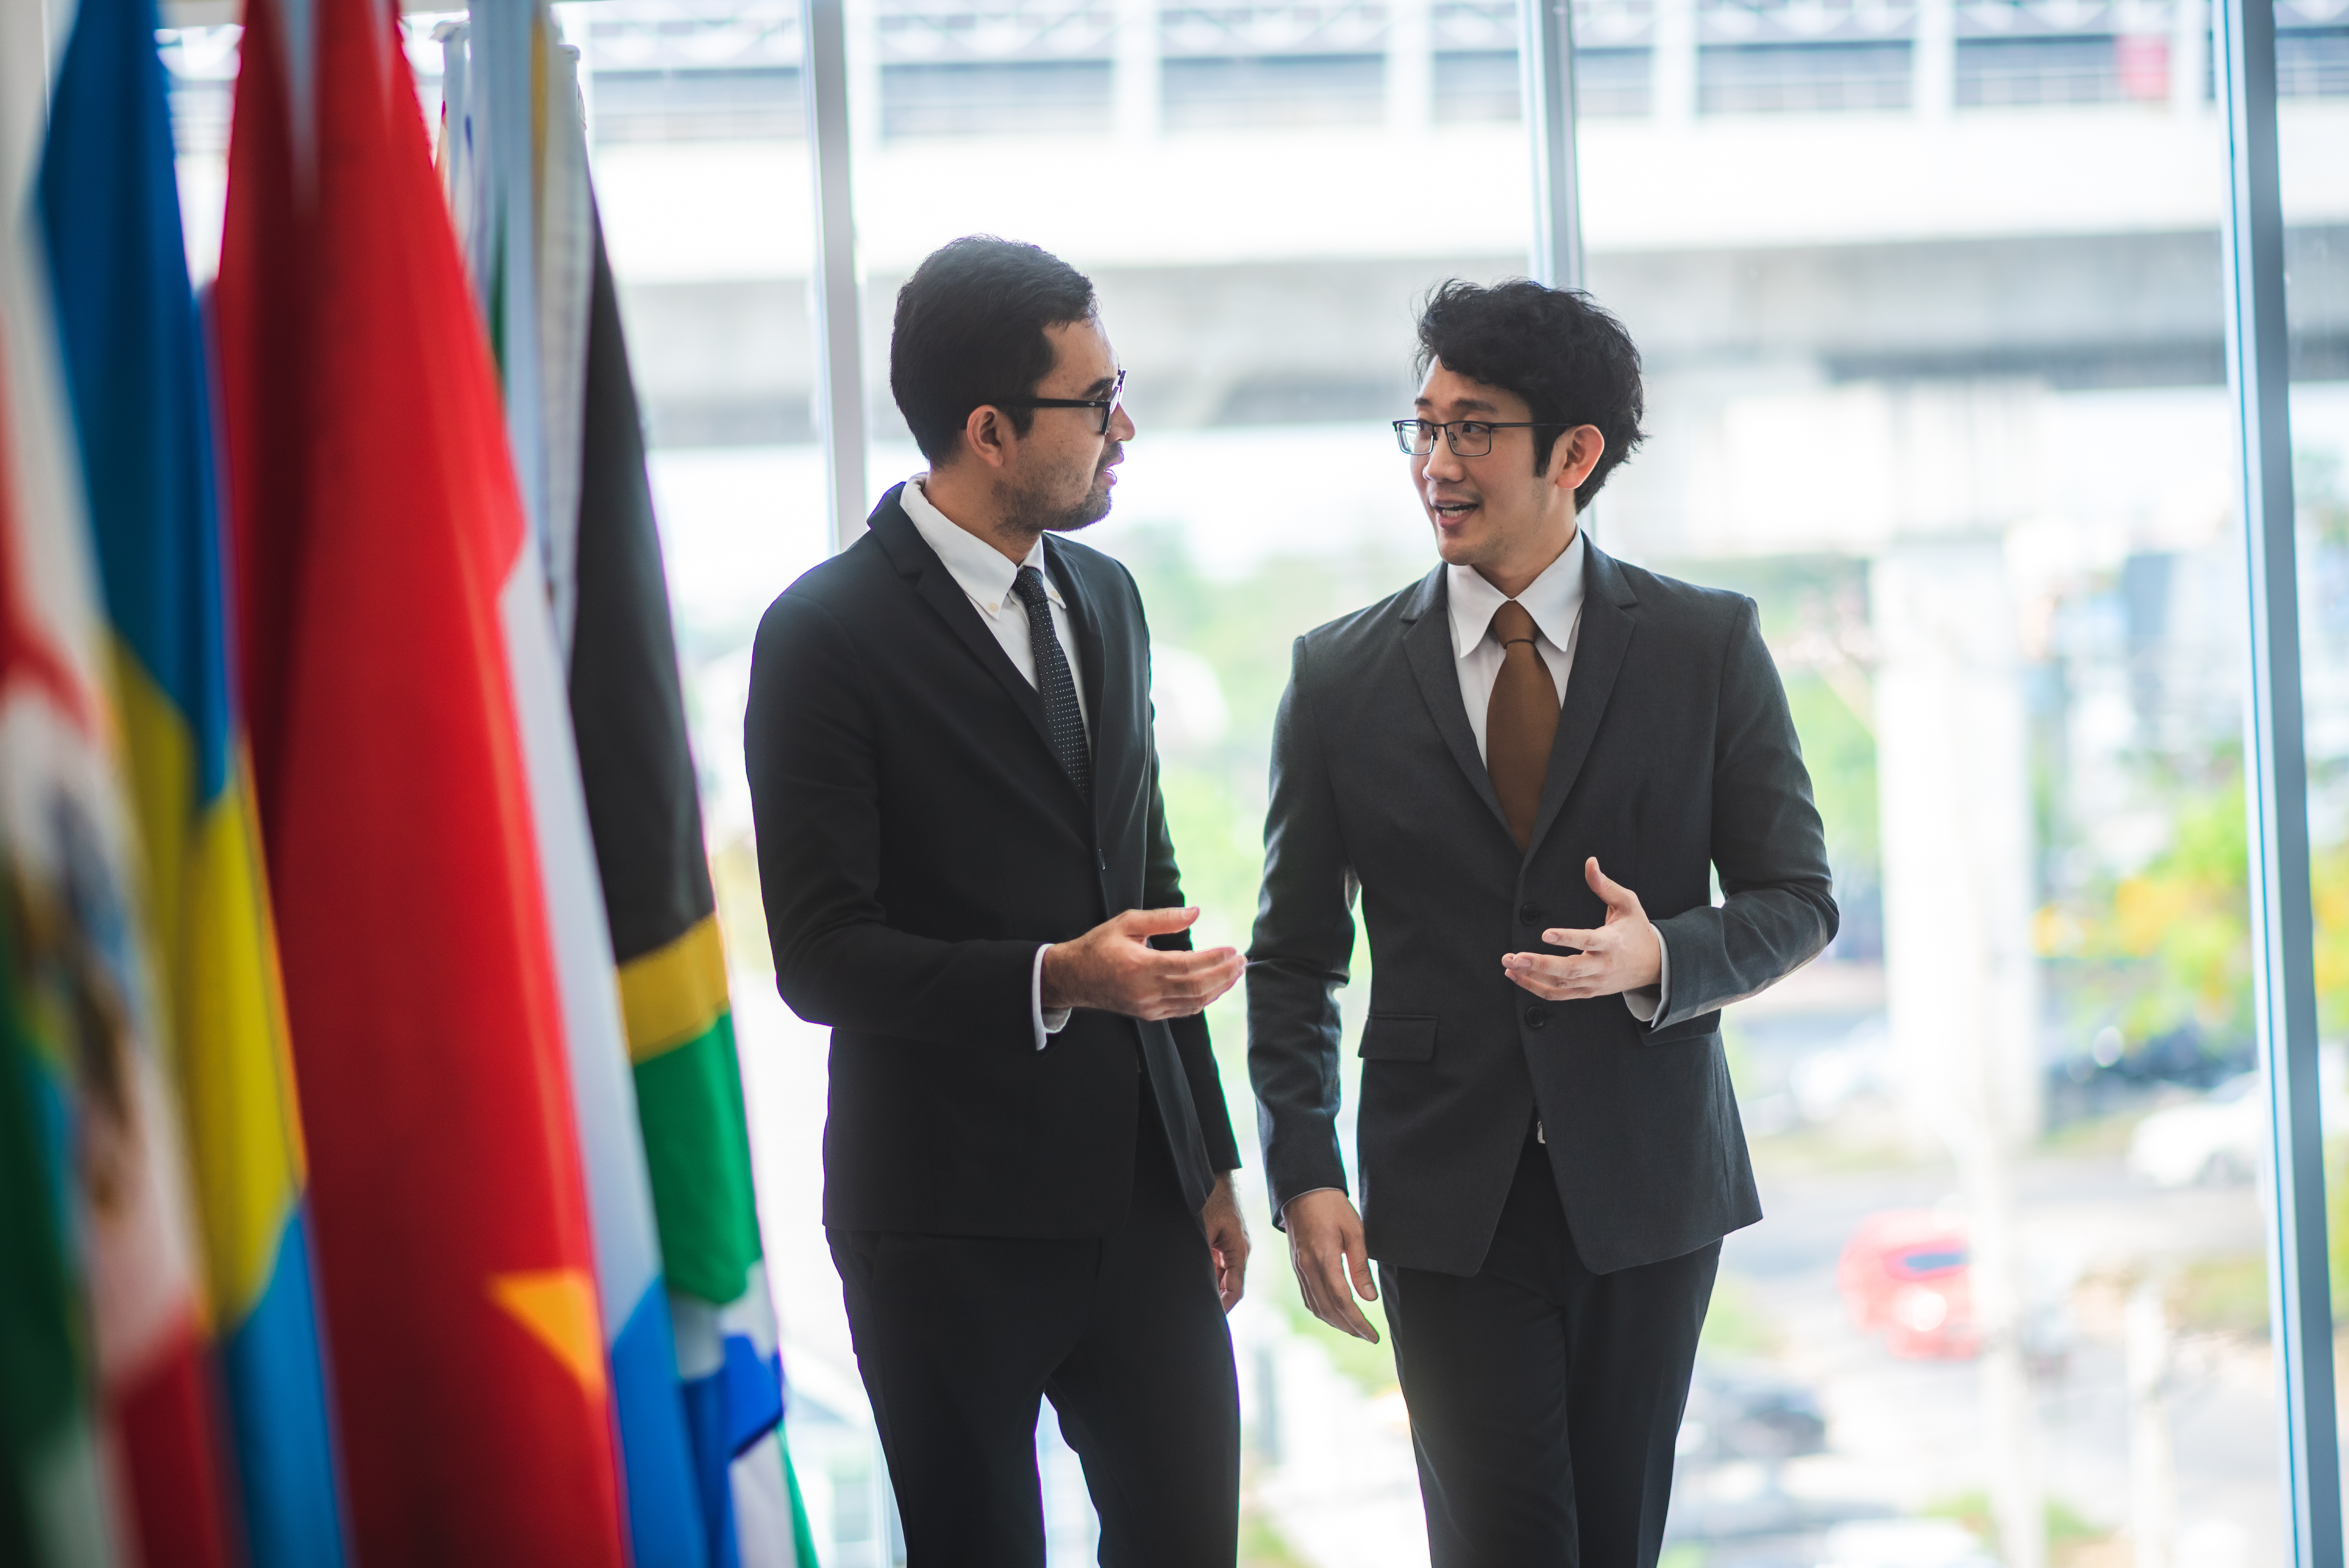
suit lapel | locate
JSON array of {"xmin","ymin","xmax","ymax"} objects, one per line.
[
  {"xmin": 1524, "ymin": 540, "xmax": 1639, "ymax": 859},
  {"xmin": 870, "ymin": 492, "xmax": 1060, "ymax": 764},
  {"xmin": 1400, "ymin": 568, "xmax": 1515, "ymax": 843}
]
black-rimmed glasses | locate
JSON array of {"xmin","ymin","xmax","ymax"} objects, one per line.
[
  {"xmin": 1393, "ymin": 418, "xmax": 1569, "ymax": 458},
  {"xmin": 1008, "ymin": 370, "xmax": 1127, "ymax": 436}
]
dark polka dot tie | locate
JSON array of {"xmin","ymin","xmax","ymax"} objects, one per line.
[{"xmin": 1013, "ymin": 565, "xmax": 1092, "ymax": 802}]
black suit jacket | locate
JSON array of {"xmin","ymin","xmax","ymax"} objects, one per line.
[
  {"xmin": 1247, "ymin": 542, "xmax": 1836, "ymax": 1276},
  {"xmin": 744, "ymin": 485, "xmax": 1240, "ymax": 1237}
]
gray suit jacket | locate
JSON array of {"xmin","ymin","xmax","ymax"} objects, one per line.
[{"xmin": 1246, "ymin": 540, "xmax": 1836, "ymax": 1276}]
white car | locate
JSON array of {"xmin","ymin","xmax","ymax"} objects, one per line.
[
  {"xmin": 2126, "ymin": 1056, "xmax": 2347, "ymax": 1189},
  {"xmin": 2127, "ymin": 1074, "xmax": 2263, "ymax": 1187}
]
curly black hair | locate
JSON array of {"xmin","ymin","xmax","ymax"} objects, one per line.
[
  {"xmin": 891, "ymin": 236, "xmax": 1098, "ymax": 464},
  {"xmin": 1414, "ymin": 278, "xmax": 1646, "ymax": 510}
]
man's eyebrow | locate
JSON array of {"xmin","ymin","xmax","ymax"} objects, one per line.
[
  {"xmin": 1081, "ymin": 375, "xmax": 1117, "ymax": 398},
  {"xmin": 1413, "ymin": 396, "xmax": 1501, "ymax": 415}
]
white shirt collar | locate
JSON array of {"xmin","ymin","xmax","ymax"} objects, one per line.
[
  {"xmin": 1446, "ymin": 529, "xmax": 1587, "ymax": 661},
  {"xmin": 900, "ymin": 472, "xmax": 1062, "ymax": 618}
]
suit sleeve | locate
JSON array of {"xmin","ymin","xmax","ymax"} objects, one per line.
[
  {"xmin": 745, "ymin": 591, "xmax": 1039, "ymax": 1051},
  {"xmin": 1650, "ymin": 596, "xmax": 1840, "ymax": 1030},
  {"xmin": 1245, "ymin": 637, "xmax": 1356, "ymax": 1226}
]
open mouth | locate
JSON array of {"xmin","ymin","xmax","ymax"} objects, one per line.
[{"xmin": 1430, "ymin": 497, "xmax": 1479, "ymax": 524}]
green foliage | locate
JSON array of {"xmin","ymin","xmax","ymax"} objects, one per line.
[
  {"xmin": 1784, "ymin": 672, "xmax": 1878, "ymax": 901},
  {"xmin": 2303, "ymin": 448, "xmax": 2349, "ymax": 550},
  {"xmin": 2170, "ymin": 1254, "xmax": 2272, "ymax": 1337},
  {"xmin": 2040, "ymin": 781, "xmax": 2255, "ymax": 1046},
  {"xmin": 1239, "ymin": 1504, "xmax": 1312, "ymax": 1567},
  {"xmin": 1698, "ymin": 1269, "xmax": 1780, "ymax": 1359},
  {"xmin": 2041, "ymin": 777, "xmax": 2349, "ymax": 1050},
  {"xmin": 1268, "ymin": 1287, "xmax": 1401, "ymax": 1397},
  {"xmin": 1925, "ymin": 1492, "xmax": 2107, "ymax": 1552}
]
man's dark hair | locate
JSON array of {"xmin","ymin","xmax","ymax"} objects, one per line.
[
  {"xmin": 1414, "ymin": 278, "xmax": 1646, "ymax": 510},
  {"xmin": 890, "ymin": 237, "xmax": 1099, "ymax": 465}
]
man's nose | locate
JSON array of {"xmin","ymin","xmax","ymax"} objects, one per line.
[
  {"xmin": 1421, "ymin": 431, "xmax": 1466, "ymax": 482},
  {"xmin": 1110, "ymin": 401, "xmax": 1136, "ymax": 443}
]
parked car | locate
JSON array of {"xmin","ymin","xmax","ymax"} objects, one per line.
[
  {"xmin": 1837, "ymin": 1210, "xmax": 1978, "ymax": 1359},
  {"xmin": 1675, "ymin": 1360, "xmax": 1828, "ymax": 1467},
  {"xmin": 2126, "ymin": 1072, "xmax": 2264, "ymax": 1187}
]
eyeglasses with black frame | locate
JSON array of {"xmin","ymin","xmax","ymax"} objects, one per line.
[
  {"xmin": 1007, "ymin": 369, "xmax": 1127, "ymax": 436},
  {"xmin": 1393, "ymin": 418, "xmax": 1570, "ymax": 458}
]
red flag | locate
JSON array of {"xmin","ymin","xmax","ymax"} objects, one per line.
[{"xmin": 212, "ymin": 0, "xmax": 629, "ymax": 1560}]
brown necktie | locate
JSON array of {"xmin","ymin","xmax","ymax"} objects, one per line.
[{"xmin": 1486, "ymin": 600, "xmax": 1557, "ymax": 852}]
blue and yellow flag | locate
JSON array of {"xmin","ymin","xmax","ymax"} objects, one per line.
[{"xmin": 37, "ymin": 1, "xmax": 347, "ymax": 1563}]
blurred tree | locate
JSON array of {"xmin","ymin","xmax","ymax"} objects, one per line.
[{"xmin": 2039, "ymin": 780, "xmax": 2349, "ymax": 1052}]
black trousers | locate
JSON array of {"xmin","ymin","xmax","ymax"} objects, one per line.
[
  {"xmin": 827, "ymin": 1084, "xmax": 1239, "ymax": 1566},
  {"xmin": 1379, "ymin": 1133, "xmax": 1720, "ymax": 1568}
]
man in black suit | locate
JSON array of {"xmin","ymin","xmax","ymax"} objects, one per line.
[
  {"xmin": 1248, "ymin": 280, "xmax": 1837, "ymax": 1565},
  {"xmin": 745, "ymin": 237, "xmax": 1249, "ymax": 1564}
]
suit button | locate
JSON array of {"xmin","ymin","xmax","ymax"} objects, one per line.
[
  {"xmin": 1518, "ymin": 902, "xmax": 1542, "ymax": 925},
  {"xmin": 1526, "ymin": 1006, "xmax": 1549, "ymax": 1030}
]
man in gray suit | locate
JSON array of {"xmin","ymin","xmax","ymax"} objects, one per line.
[{"xmin": 1248, "ymin": 279, "xmax": 1837, "ymax": 1565}]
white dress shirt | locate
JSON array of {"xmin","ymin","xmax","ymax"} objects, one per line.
[
  {"xmin": 1445, "ymin": 533, "xmax": 1667, "ymax": 1026},
  {"xmin": 900, "ymin": 474, "xmax": 1084, "ymax": 1049}
]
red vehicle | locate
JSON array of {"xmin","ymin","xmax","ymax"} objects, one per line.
[{"xmin": 1837, "ymin": 1210, "xmax": 1979, "ymax": 1359}]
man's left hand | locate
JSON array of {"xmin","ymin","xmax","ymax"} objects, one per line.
[
  {"xmin": 1201, "ymin": 1173, "xmax": 1250, "ymax": 1312},
  {"xmin": 1502, "ymin": 857, "xmax": 1662, "ymax": 1001}
]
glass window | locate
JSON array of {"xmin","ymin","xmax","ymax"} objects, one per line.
[{"xmin": 155, "ymin": 0, "xmax": 2342, "ymax": 1557}]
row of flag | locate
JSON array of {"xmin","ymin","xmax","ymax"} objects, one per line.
[{"xmin": 0, "ymin": 0, "xmax": 816, "ymax": 1564}]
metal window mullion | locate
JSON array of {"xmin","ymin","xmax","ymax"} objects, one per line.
[
  {"xmin": 1520, "ymin": 0, "xmax": 1583, "ymax": 288},
  {"xmin": 805, "ymin": 0, "xmax": 870, "ymax": 554},
  {"xmin": 2216, "ymin": 0, "xmax": 2343, "ymax": 1559}
]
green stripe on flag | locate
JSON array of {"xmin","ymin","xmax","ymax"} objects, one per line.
[
  {"xmin": 1, "ymin": 873, "xmax": 108, "ymax": 1567},
  {"xmin": 784, "ymin": 1443, "xmax": 821, "ymax": 1568},
  {"xmin": 632, "ymin": 1008, "xmax": 762, "ymax": 1303}
]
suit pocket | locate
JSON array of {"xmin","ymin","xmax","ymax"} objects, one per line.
[
  {"xmin": 1358, "ymin": 1014, "xmax": 1438, "ymax": 1061},
  {"xmin": 1646, "ymin": 1009, "xmax": 1722, "ymax": 1046}
]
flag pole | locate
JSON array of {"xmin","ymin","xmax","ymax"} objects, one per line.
[{"xmin": 802, "ymin": 0, "xmax": 867, "ymax": 555}]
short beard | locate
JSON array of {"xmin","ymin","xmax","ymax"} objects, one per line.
[{"xmin": 995, "ymin": 450, "xmax": 1117, "ymax": 538}]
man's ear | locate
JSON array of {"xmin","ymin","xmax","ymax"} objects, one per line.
[
  {"xmin": 1549, "ymin": 424, "xmax": 1605, "ymax": 495},
  {"xmin": 962, "ymin": 404, "xmax": 1016, "ymax": 471}
]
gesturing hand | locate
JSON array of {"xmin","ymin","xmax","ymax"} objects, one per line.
[
  {"xmin": 1501, "ymin": 857, "xmax": 1663, "ymax": 1002},
  {"xmin": 1201, "ymin": 1173, "xmax": 1250, "ymax": 1312},
  {"xmin": 1039, "ymin": 906, "xmax": 1243, "ymax": 1021},
  {"xmin": 1284, "ymin": 1189, "xmax": 1379, "ymax": 1343}
]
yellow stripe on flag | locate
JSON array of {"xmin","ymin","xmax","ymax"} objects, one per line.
[
  {"xmin": 490, "ymin": 1269, "xmax": 608, "ymax": 1400},
  {"xmin": 112, "ymin": 636, "xmax": 193, "ymax": 984},
  {"xmin": 117, "ymin": 647, "xmax": 307, "ymax": 1323},
  {"xmin": 617, "ymin": 914, "xmax": 728, "ymax": 1064}
]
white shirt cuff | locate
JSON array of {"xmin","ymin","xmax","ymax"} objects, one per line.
[
  {"xmin": 1623, "ymin": 931, "xmax": 1670, "ymax": 1025},
  {"xmin": 1032, "ymin": 944, "xmax": 1072, "ymax": 1051},
  {"xmin": 1279, "ymin": 1187, "xmax": 1342, "ymax": 1225}
]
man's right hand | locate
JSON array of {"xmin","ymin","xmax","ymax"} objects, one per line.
[
  {"xmin": 1039, "ymin": 906, "xmax": 1243, "ymax": 1021},
  {"xmin": 1285, "ymin": 1189, "xmax": 1379, "ymax": 1343}
]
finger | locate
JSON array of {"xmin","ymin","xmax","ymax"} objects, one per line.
[
  {"xmin": 1586, "ymin": 858, "xmax": 1640, "ymax": 912},
  {"xmin": 1301, "ymin": 1254, "xmax": 1347, "ymax": 1329},
  {"xmin": 1122, "ymin": 905, "xmax": 1202, "ymax": 938},
  {"xmin": 1160, "ymin": 953, "xmax": 1246, "ymax": 1000},
  {"xmin": 1348, "ymin": 1244, "xmax": 1377, "ymax": 1304},
  {"xmin": 1312, "ymin": 1254, "xmax": 1378, "ymax": 1342},
  {"xmin": 1502, "ymin": 953, "xmax": 1586, "ymax": 982},
  {"xmin": 1541, "ymin": 928, "xmax": 1601, "ymax": 951},
  {"xmin": 1148, "ymin": 947, "xmax": 1242, "ymax": 982}
]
